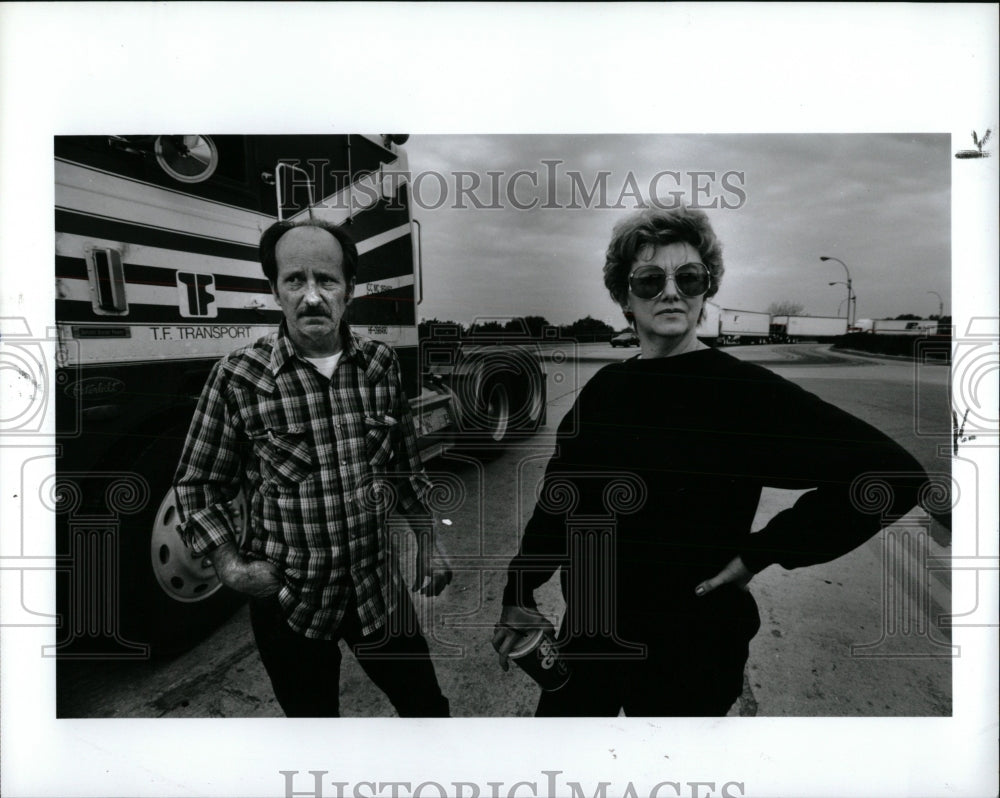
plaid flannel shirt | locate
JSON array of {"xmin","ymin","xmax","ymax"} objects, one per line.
[{"xmin": 174, "ymin": 323, "xmax": 433, "ymax": 638}]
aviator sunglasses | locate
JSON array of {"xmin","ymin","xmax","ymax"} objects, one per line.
[{"xmin": 628, "ymin": 262, "xmax": 711, "ymax": 300}]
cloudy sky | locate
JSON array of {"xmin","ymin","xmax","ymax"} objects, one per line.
[{"xmin": 404, "ymin": 134, "xmax": 951, "ymax": 328}]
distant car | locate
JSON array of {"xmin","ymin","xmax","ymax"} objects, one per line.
[{"xmin": 610, "ymin": 330, "xmax": 639, "ymax": 347}]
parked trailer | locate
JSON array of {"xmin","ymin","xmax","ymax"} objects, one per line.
[
  {"xmin": 719, "ymin": 307, "xmax": 771, "ymax": 345},
  {"xmin": 698, "ymin": 303, "xmax": 771, "ymax": 345},
  {"xmin": 872, "ymin": 319, "xmax": 939, "ymax": 335},
  {"xmin": 54, "ymin": 134, "xmax": 547, "ymax": 656},
  {"xmin": 770, "ymin": 315, "xmax": 847, "ymax": 342},
  {"xmin": 769, "ymin": 315, "xmax": 789, "ymax": 341},
  {"xmin": 696, "ymin": 300, "xmax": 722, "ymax": 344},
  {"xmin": 853, "ymin": 318, "xmax": 938, "ymax": 335}
]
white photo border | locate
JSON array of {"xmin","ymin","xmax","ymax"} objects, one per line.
[{"xmin": 1, "ymin": 3, "xmax": 997, "ymax": 798}]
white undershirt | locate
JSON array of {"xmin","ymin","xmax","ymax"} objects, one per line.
[{"xmin": 304, "ymin": 351, "xmax": 343, "ymax": 379}]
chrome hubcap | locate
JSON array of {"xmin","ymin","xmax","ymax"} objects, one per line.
[{"xmin": 149, "ymin": 491, "xmax": 246, "ymax": 602}]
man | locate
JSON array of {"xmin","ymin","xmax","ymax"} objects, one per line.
[{"xmin": 174, "ymin": 219, "xmax": 452, "ymax": 717}]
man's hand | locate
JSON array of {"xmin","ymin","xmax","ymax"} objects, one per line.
[
  {"xmin": 208, "ymin": 541, "xmax": 282, "ymax": 598},
  {"xmin": 491, "ymin": 605, "xmax": 550, "ymax": 672},
  {"xmin": 413, "ymin": 527, "xmax": 453, "ymax": 597},
  {"xmin": 695, "ymin": 555, "xmax": 754, "ymax": 597}
]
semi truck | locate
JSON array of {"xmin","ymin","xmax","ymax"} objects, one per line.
[
  {"xmin": 695, "ymin": 300, "xmax": 721, "ymax": 344},
  {"xmin": 53, "ymin": 134, "xmax": 547, "ymax": 656},
  {"xmin": 713, "ymin": 307, "xmax": 770, "ymax": 345},
  {"xmin": 853, "ymin": 318, "xmax": 939, "ymax": 335},
  {"xmin": 769, "ymin": 315, "xmax": 848, "ymax": 342},
  {"xmin": 697, "ymin": 302, "xmax": 770, "ymax": 345},
  {"xmin": 719, "ymin": 307, "xmax": 770, "ymax": 345}
]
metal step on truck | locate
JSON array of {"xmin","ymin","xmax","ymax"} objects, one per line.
[{"xmin": 53, "ymin": 134, "xmax": 548, "ymax": 657}]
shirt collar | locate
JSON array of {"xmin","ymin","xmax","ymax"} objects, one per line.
[{"xmin": 270, "ymin": 321, "xmax": 366, "ymax": 376}]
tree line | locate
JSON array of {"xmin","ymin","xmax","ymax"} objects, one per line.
[{"xmin": 418, "ymin": 315, "xmax": 619, "ymax": 341}]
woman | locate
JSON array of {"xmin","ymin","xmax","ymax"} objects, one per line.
[{"xmin": 492, "ymin": 206, "xmax": 934, "ymax": 716}]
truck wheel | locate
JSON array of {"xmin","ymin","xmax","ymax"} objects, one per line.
[
  {"xmin": 479, "ymin": 379, "xmax": 512, "ymax": 445},
  {"xmin": 118, "ymin": 432, "xmax": 248, "ymax": 655},
  {"xmin": 148, "ymin": 485, "xmax": 245, "ymax": 604},
  {"xmin": 453, "ymin": 347, "xmax": 546, "ymax": 454},
  {"xmin": 453, "ymin": 376, "xmax": 516, "ymax": 458},
  {"xmin": 520, "ymin": 371, "xmax": 547, "ymax": 434}
]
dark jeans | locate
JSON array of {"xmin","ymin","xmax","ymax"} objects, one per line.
[
  {"xmin": 537, "ymin": 588, "xmax": 760, "ymax": 717},
  {"xmin": 250, "ymin": 589, "xmax": 450, "ymax": 718}
]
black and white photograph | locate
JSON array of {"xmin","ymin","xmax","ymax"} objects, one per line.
[
  {"xmin": 51, "ymin": 131, "xmax": 956, "ymax": 722},
  {"xmin": 1, "ymin": 4, "xmax": 997, "ymax": 798}
]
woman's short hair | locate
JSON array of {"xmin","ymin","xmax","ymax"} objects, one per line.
[
  {"xmin": 259, "ymin": 219, "xmax": 359, "ymax": 286},
  {"xmin": 603, "ymin": 206, "xmax": 724, "ymax": 307}
]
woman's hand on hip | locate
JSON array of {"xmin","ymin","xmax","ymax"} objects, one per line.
[{"xmin": 695, "ymin": 555, "xmax": 753, "ymax": 597}]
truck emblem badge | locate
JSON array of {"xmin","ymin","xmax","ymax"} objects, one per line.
[{"xmin": 177, "ymin": 272, "xmax": 217, "ymax": 317}]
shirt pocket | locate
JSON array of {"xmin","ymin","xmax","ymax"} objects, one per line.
[
  {"xmin": 249, "ymin": 425, "xmax": 314, "ymax": 490},
  {"xmin": 364, "ymin": 416, "xmax": 398, "ymax": 468}
]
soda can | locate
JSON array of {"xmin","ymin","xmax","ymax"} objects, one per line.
[{"xmin": 508, "ymin": 627, "xmax": 571, "ymax": 691}]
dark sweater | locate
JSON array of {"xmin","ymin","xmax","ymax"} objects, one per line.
[{"xmin": 502, "ymin": 348, "xmax": 927, "ymax": 629}]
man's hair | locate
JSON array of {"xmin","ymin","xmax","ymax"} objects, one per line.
[
  {"xmin": 259, "ymin": 219, "xmax": 359, "ymax": 285},
  {"xmin": 603, "ymin": 206, "xmax": 724, "ymax": 308}
]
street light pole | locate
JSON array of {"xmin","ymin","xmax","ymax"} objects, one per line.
[
  {"xmin": 927, "ymin": 290, "xmax": 944, "ymax": 319},
  {"xmin": 829, "ymin": 280, "xmax": 852, "ymax": 326},
  {"xmin": 821, "ymin": 256, "xmax": 853, "ymax": 328}
]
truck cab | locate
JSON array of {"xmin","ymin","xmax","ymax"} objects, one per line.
[{"xmin": 54, "ymin": 134, "xmax": 547, "ymax": 656}]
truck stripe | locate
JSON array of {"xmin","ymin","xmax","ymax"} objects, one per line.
[
  {"xmin": 56, "ymin": 255, "xmax": 270, "ymax": 294},
  {"xmin": 57, "ymin": 231, "xmax": 261, "ymax": 280},
  {"xmin": 56, "ymin": 208, "xmax": 260, "ymax": 263},
  {"xmin": 345, "ymin": 288, "xmax": 416, "ymax": 326},
  {"xmin": 55, "ymin": 158, "xmax": 268, "ymax": 243},
  {"xmin": 356, "ymin": 235, "xmax": 415, "ymax": 283},
  {"xmin": 56, "ymin": 300, "xmax": 281, "ymax": 325}
]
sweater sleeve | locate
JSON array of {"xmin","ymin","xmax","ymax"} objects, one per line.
[
  {"xmin": 737, "ymin": 370, "xmax": 930, "ymax": 574},
  {"xmin": 501, "ymin": 379, "xmax": 592, "ymax": 608}
]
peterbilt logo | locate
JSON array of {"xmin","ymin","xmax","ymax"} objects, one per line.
[{"xmin": 64, "ymin": 377, "xmax": 125, "ymax": 398}]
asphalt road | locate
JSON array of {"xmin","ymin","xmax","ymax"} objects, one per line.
[{"xmin": 57, "ymin": 342, "xmax": 954, "ymax": 719}]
